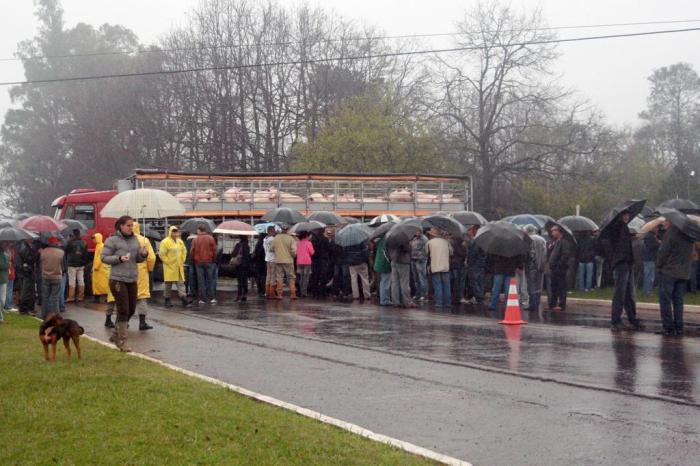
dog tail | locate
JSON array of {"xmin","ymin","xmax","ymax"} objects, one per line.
[{"xmin": 79, "ymin": 326, "xmax": 85, "ymax": 335}]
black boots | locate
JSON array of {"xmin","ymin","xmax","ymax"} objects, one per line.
[
  {"xmin": 164, "ymin": 298, "xmax": 173, "ymax": 308},
  {"xmin": 139, "ymin": 314, "xmax": 153, "ymax": 331},
  {"xmin": 104, "ymin": 314, "xmax": 115, "ymax": 328},
  {"xmin": 181, "ymin": 297, "xmax": 192, "ymax": 307}
]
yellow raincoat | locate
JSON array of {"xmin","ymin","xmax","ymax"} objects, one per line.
[
  {"xmin": 133, "ymin": 223, "xmax": 156, "ymax": 299},
  {"xmin": 92, "ymin": 233, "xmax": 110, "ymax": 296},
  {"xmin": 159, "ymin": 226, "xmax": 186, "ymax": 282}
]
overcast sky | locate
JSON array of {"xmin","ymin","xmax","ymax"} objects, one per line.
[{"xmin": 1, "ymin": 0, "xmax": 699, "ymax": 127}]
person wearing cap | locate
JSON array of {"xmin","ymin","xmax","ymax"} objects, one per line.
[
  {"xmin": 272, "ymin": 223, "xmax": 297, "ymax": 299},
  {"xmin": 158, "ymin": 226, "xmax": 192, "ymax": 308},
  {"xmin": 39, "ymin": 236, "xmax": 65, "ymax": 318}
]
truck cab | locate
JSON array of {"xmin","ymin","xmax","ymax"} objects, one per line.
[{"xmin": 52, "ymin": 189, "xmax": 118, "ymax": 252}]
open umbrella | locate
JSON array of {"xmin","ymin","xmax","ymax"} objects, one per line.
[
  {"xmin": 179, "ymin": 217, "xmax": 216, "ymax": 234},
  {"xmin": 654, "ymin": 207, "xmax": 700, "ymax": 241},
  {"xmin": 308, "ymin": 211, "xmax": 344, "ymax": 225},
  {"xmin": 451, "ymin": 211, "xmax": 487, "ymax": 226},
  {"xmin": 289, "ymin": 221, "xmax": 326, "ymax": 235},
  {"xmin": 369, "ymin": 221, "xmax": 397, "ymax": 240},
  {"xmin": 254, "ymin": 222, "xmax": 281, "ymax": 234},
  {"xmin": 422, "ymin": 215, "xmax": 466, "ymax": 237},
  {"xmin": 385, "ymin": 221, "xmax": 423, "ymax": 249},
  {"xmin": 368, "ymin": 214, "xmax": 401, "ymax": 227},
  {"xmin": 342, "ymin": 216, "xmax": 360, "ymax": 224},
  {"xmin": 473, "ymin": 221, "xmax": 532, "ymax": 258},
  {"xmin": 335, "ymin": 223, "xmax": 372, "ymax": 247},
  {"xmin": 658, "ymin": 198, "xmax": 700, "ymax": 215},
  {"xmin": 599, "ymin": 199, "xmax": 646, "ymax": 238},
  {"xmin": 214, "ymin": 220, "xmax": 258, "ymax": 236},
  {"xmin": 14, "ymin": 213, "xmax": 37, "ymax": 221},
  {"xmin": 534, "ymin": 214, "xmax": 556, "ymax": 225},
  {"xmin": 143, "ymin": 227, "xmax": 162, "ymax": 241},
  {"xmin": 545, "ymin": 220, "xmax": 577, "ymax": 245},
  {"xmin": 101, "ymin": 189, "xmax": 185, "ymax": 218},
  {"xmin": 0, "ymin": 227, "xmax": 32, "ymax": 242},
  {"xmin": 0, "ymin": 220, "xmax": 17, "ymax": 229},
  {"xmin": 60, "ymin": 219, "xmax": 88, "ymax": 235},
  {"xmin": 18, "ymin": 215, "xmax": 64, "ymax": 232},
  {"xmin": 558, "ymin": 215, "xmax": 599, "ymax": 233},
  {"xmin": 261, "ymin": 207, "xmax": 307, "ymax": 225},
  {"xmin": 503, "ymin": 214, "xmax": 545, "ymax": 229}
]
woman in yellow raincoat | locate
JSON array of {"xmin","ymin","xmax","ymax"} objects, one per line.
[
  {"xmin": 92, "ymin": 232, "xmax": 110, "ymax": 299},
  {"xmin": 158, "ymin": 226, "xmax": 190, "ymax": 307},
  {"xmin": 133, "ymin": 223, "xmax": 156, "ymax": 330}
]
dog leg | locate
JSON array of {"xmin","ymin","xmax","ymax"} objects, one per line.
[
  {"xmin": 72, "ymin": 335, "xmax": 81, "ymax": 359},
  {"xmin": 41, "ymin": 337, "xmax": 49, "ymax": 361},
  {"xmin": 63, "ymin": 338, "xmax": 71, "ymax": 359},
  {"xmin": 51, "ymin": 341, "xmax": 57, "ymax": 362}
]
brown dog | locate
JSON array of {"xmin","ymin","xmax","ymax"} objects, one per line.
[{"xmin": 39, "ymin": 314, "xmax": 84, "ymax": 361}]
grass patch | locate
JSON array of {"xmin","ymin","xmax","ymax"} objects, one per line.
[
  {"xmin": 568, "ymin": 288, "xmax": 700, "ymax": 305},
  {"xmin": 0, "ymin": 313, "xmax": 434, "ymax": 465}
]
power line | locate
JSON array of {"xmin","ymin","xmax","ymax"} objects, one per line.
[
  {"xmin": 1, "ymin": 18, "xmax": 699, "ymax": 63},
  {"xmin": 1, "ymin": 26, "xmax": 698, "ymax": 87}
]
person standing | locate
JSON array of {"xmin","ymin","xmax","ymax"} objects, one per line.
[
  {"xmin": 488, "ymin": 254, "xmax": 525, "ymax": 311},
  {"xmin": 132, "ymin": 223, "xmax": 156, "ymax": 330},
  {"xmin": 0, "ymin": 243, "xmax": 9, "ymax": 323},
  {"xmin": 449, "ymin": 234, "xmax": 468, "ymax": 305},
  {"xmin": 39, "ymin": 236, "xmax": 64, "ymax": 318},
  {"xmin": 101, "ymin": 216, "xmax": 149, "ymax": 352},
  {"xmin": 576, "ymin": 230, "xmax": 596, "ymax": 292},
  {"xmin": 344, "ymin": 239, "xmax": 370, "ymax": 301},
  {"xmin": 92, "ymin": 233, "xmax": 110, "ymax": 302},
  {"xmin": 465, "ymin": 226, "xmax": 486, "ymax": 304},
  {"xmin": 263, "ymin": 226, "xmax": 277, "ymax": 299},
  {"xmin": 4, "ymin": 243, "xmax": 16, "ymax": 312},
  {"xmin": 159, "ymin": 226, "xmax": 192, "ymax": 308},
  {"xmin": 16, "ymin": 238, "xmax": 38, "ymax": 315},
  {"xmin": 547, "ymin": 225, "xmax": 572, "ymax": 311},
  {"xmin": 64, "ymin": 229, "xmax": 88, "ymax": 302},
  {"xmin": 373, "ymin": 236, "xmax": 392, "ymax": 306},
  {"xmin": 252, "ymin": 233, "xmax": 267, "ymax": 296},
  {"xmin": 232, "ymin": 236, "xmax": 252, "ymax": 302},
  {"xmin": 524, "ymin": 225, "xmax": 547, "ymax": 312},
  {"xmin": 272, "ymin": 224, "xmax": 297, "ymax": 299},
  {"xmin": 425, "ymin": 228, "xmax": 452, "ymax": 308},
  {"xmin": 190, "ymin": 225, "xmax": 218, "ymax": 305},
  {"xmin": 655, "ymin": 222, "xmax": 694, "ymax": 336},
  {"xmin": 409, "ymin": 231, "xmax": 429, "ymax": 302},
  {"xmin": 641, "ymin": 226, "xmax": 661, "ymax": 296},
  {"xmin": 388, "ymin": 241, "xmax": 416, "ymax": 308},
  {"xmin": 608, "ymin": 212, "xmax": 643, "ymax": 331},
  {"xmin": 296, "ymin": 232, "xmax": 315, "ymax": 298}
]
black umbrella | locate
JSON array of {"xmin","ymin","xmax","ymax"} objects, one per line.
[
  {"xmin": 342, "ymin": 216, "xmax": 360, "ymax": 224},
  {"xmin": 545, "ymin": 220, "xmax": 577, "ymax": 245},
  {"xmin": 422, "ymin": 215, "xmax": 466, "ymax": 237},
  {"xmin": 143, "ymin": 227, "xmax": 162, "ymax": 241},
  {"xmin": 385, "ymin": 221, "xmax": 423, "ymax": 249},
  {"xmin": 657, "ymin": 198, "xmax": 700, "ymax": 215},
  {"xmin": 369, "ymin": 221, "xmax": 397, "ymax": 240},
  {"xmin": 179, "ymin": 217, "xmax": 216, "ymax": 234},
  {"xmin": 599, "ymin": 199, "xmax": 646, "ymax": 238},
  {"xmin": 0, "ymin": 227, "xmax": 32, "ymax": 242},
  {"xmin": 289, "ymin": 221, "xmax": 326, "ymax": 235},
  {"xmin": 656, "ymin": 207, "xmax": 700, "ymax": 241},
  {"xmin": 261, "ymin": 207, "xmax": 307, "ymax": 225},
  {"xmin": 0, "ymin": 220, "xmax": 17, "ymax": 229},
  {"xmin": 60, "ymin": 219, "xmax": 88, "ymax": 235},
  {"xmin": 558, "ymin": 215, "xmax": 599, "ymax": 232},
  {"xmin": 451, "ymin": 211, "xmax": 487, "ymax": 226},
  {"xmin": 640, "ymin": 205, "xmax": 656, "ymax": 218},
  {"xmin": 308, "ymin": 211, "xmax": 344, "ymax": 225},
  {"xmin": 335, "ymin": 223, "xmax": 372, "ymax": 247},
  {"xmin": 473, "ymin": 221, "xmax": 532, "ymax": 258}
]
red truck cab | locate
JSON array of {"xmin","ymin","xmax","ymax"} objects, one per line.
[{"xmin": 52, "ymin": 189, "xmax": 118, "ymax": 252}]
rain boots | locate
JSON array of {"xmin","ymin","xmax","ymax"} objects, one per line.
[
  {"xmin": 289, "ymin": 282, "xmax": 297, "ymax": 300},
  {"xmin": 138, "ymin": 314, "xmax": 153, "ymax": 331},
  {"xmin": 265, "ymin": 284, "xmax": 276, "ymax": 299},
  {"xmin": 181, "ymin": 297, "xmax": 192, "ymax": 307},
  {"xmin": 104, "ymin": 314, "xmax": 115, "ymax": 329},
  {"xmin": 77, "ymin": 286, "xmax": 85, "ymax": 302},
  {"xmin": 113, "ymin": 321, "xmax": 131, "ymax": 352},
  {"xmin": 67, "ymin": 286, "xmax": 76, "ymax": 303}
]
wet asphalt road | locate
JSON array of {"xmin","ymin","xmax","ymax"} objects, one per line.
[{"xmin": 65, "ymin": 297, "xmax": 700, "ymax": 465}]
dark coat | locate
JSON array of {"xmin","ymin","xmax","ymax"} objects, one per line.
[
  {"xmin": 548, "ymin": 238, "xmax": 573, "ymax": 271},
  {"xmin": 467, "ymin": 242, "xmax": 487, "ymax": 270},
  {"xmin": 576, "ymin": 235, "xmax": 596, "ymax": 263},
  {"xmin": 232, "ymin": 241, "xmax": 252, "ymax": 275},
  {"xmin": 449, "ymin": 237, "xmax": 467, "ymax": 269},
  {"xmin": 65, "ymin": 238, "xmax": 89, "ymax": 267},
  {"xmin": 16, "ymin": 242, "xmax": 39, "ymax": 277},
  {"xmin": 642, "ymin": 232, "xmax": 661, "ymax": 262},
  {"xmin": 312, "ymin": 233, "xmax": 331, "ymax": 263},
  {"xmin": 656, "ymin": 226, "xmax": 694, "ymax": 280},
  {"xmin": 607, "ymin": 220, "xmax": 634, "ymax": 269},
  {"xmin": 342, "ymin": 242, "xmax": 369, "ymax": 266},
  {"xmin": 489, "ymin": 254, "xmax": 525, "ymax": 276}
]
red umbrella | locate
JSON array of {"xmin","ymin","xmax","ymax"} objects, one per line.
[{"xmin": 18, "ymin": 215, "xmax": 65, "ymax": 232}]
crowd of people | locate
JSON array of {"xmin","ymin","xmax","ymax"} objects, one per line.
[{"xmin": 4, "ymin": 205, "xmax": 698, "ymax": 345}]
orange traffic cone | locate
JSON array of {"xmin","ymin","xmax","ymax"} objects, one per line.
[
  {"xmin": 499, "ymin": 278, "xmax": 527, "ymax": 325},
  {"xmin": 503, "ymin": 324, "xmax": 522, "ymax": 371}
]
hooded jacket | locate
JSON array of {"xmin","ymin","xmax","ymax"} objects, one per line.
[
  {"xmin": 102, "ymin": 229, "xmax": 147, "ymax": 283},
  {"xmin": 159, "ymin": 226, "xmax": 187, "ymax": 282},
  {"xmin": 92, "ymin": 233, "xmax": 110, "ymax": 295},
  {"xmin": 656, "ymin": 226, "xmax": 694, "ymax": 280},
  {"xmin": 133, "ymin": 223, "xmax": 156, "ymax": 299}
]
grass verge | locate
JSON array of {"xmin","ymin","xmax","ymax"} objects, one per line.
[
  {"xmin": 0, "ymin": 312, "xmax": 434, "ymax": 465},
  {"xmin": 568, "ymin": 287, "xmax": 700, "ymax": 305}
]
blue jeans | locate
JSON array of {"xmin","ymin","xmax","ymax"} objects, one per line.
[
  {"xmin": 4, "ymin": 279, "xmax": 13, "ymax": 309},
  {"xmin": 450, "ymin": 266, "xmax": 466, "ymax": 303},
  {"xmin": 642, "ymin": 261, "xmax": 655, "ymax": 295},
  {"xmin": 185, "ymin": 264, "xmax": 197, "ymax": 296},
  {"xmin": 195, "ymin": 262, "xmax": 217, "ymax": 300},
  {"xmin": 612, "ymin": 263, "xmax": 638, "ymax": 325},
  {"xmin": 379, "ymin": 272, "xmax": 392, "ymax": 305},
  {"xmin": 658, "ymin": 273, "xmax": 686, "ymax": 332},
  {"xmin": 59, "ymin": 274, "xmax": 66, "ymax": 312},
  {"xmin": 466, "ymin": 267, "xmax": 484, "ymax": 301},
  {"xmin": 410, "ymin": 260, "xmax": 428, "ymax": 299},
  {"xmin": 489, "ymin": 275, "xmax": 512, "ymax": 310},
  {"xmin": 41, "ymin": 278, "xmax": 62, "ymax": 318},
  {"xmin": 690, "ymin": 262, "xmax": 698, "ymax": 293},
  {"xmin": 432, "ymin": 271, "xmax": 451, "ymax": 307},
  {"xmin": 577, "ymin": 262, "xmax": 594, "ymax": 291}
]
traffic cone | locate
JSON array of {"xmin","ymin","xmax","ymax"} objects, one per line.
[
  {"xmin": 499, "ymin": 277, "xmax": 527, "ymax": 325},
  {"xmin": 503, "ymin": 324, "xmax": 522, "ymax": 371}
]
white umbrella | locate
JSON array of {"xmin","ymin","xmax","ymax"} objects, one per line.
[{"xmin": 101, "ymin": 189, "xmax": 185, "ymax": 219}]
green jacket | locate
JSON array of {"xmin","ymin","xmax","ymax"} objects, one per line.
[
  {"xmin": 373, "ymin": 237, "xmax": 391, "ymax": 274},
  {"xmin": 0, "ymin": 251, "xmax": 9, "ymax": 285}
]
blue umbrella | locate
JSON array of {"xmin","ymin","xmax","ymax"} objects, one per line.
[{"xmin": 503, "ymin": 214, "xmax": 545, "ymax": 229}]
